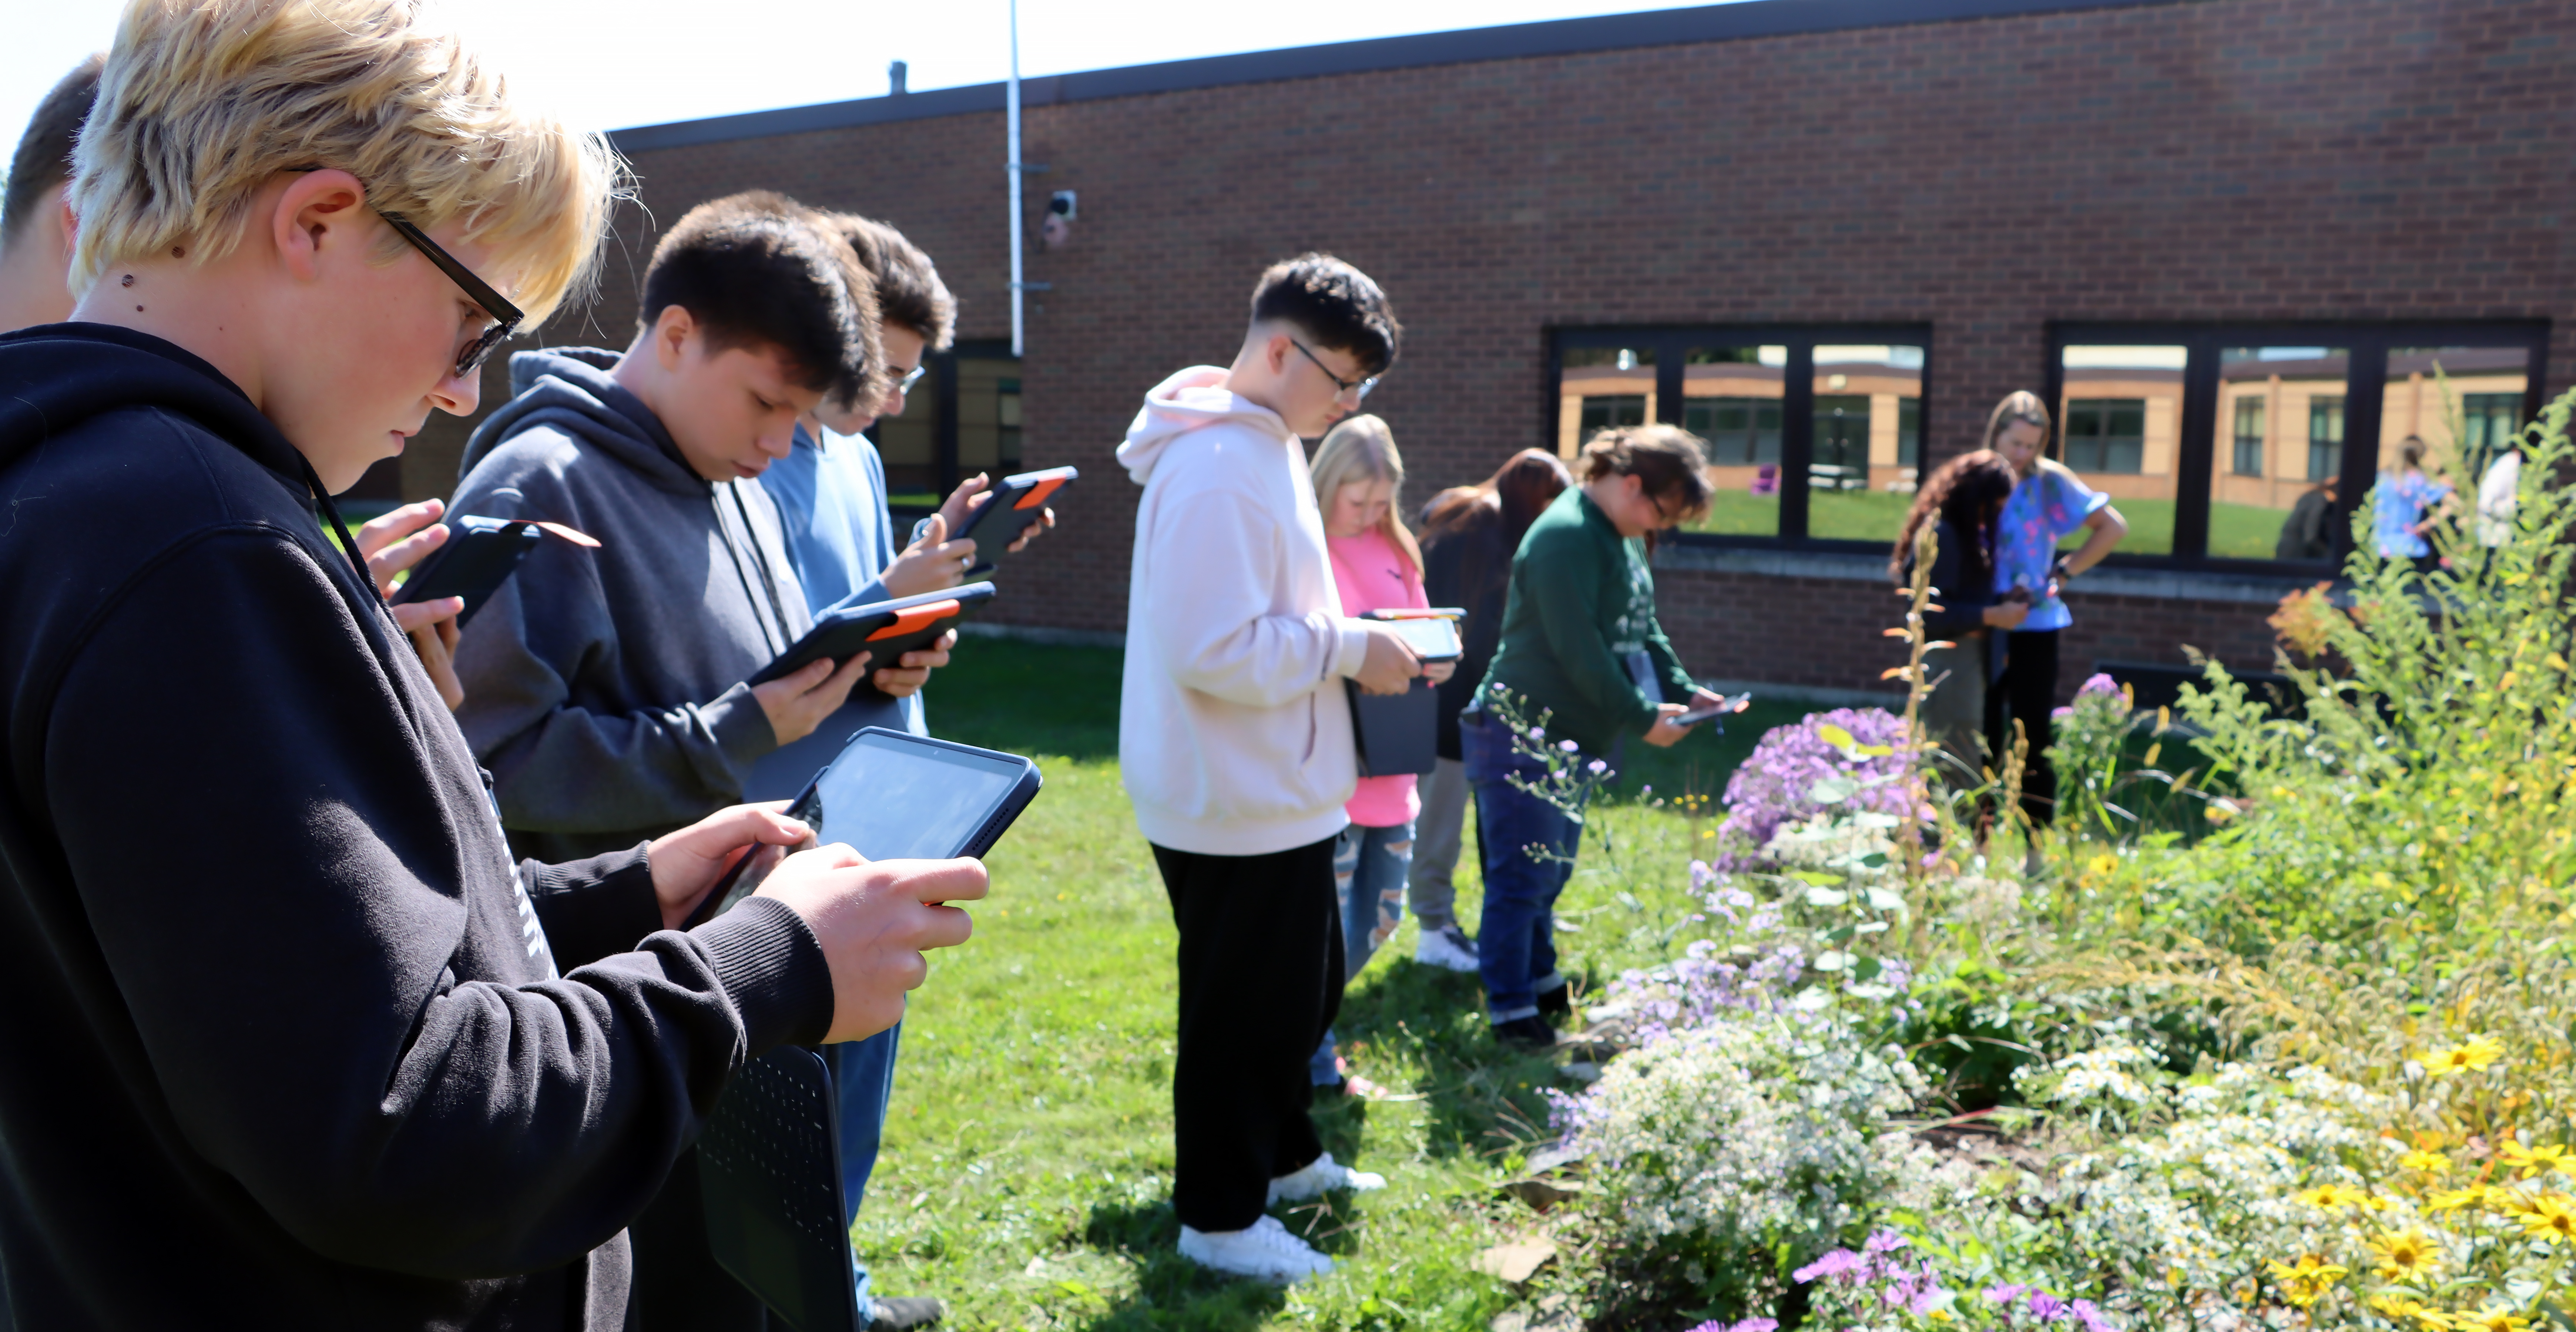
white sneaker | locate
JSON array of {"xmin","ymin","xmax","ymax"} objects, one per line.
[
  {"xmin": 1268, "ymin": 1151, "xmax": 1387, "ymax": 1203},
  {"xmin": 1178, "ymin": 1215, "xmax": 1335, "ymax": 1283},
  {"xmin": 1414, "ymin": 925, "xmax": 1480, "ymax": 973}
]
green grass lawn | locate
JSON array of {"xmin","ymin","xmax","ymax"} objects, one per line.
[
  {"xmin": 858, "ymin": 641, "xmax": 1739, "ymax": 1330},
  {"xmin": 1683, "ymin": 485, "xmax": 2309, "ymax": 562}
]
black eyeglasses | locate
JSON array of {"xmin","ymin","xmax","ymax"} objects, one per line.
[
  {"xmin": 1288, "ymin": 337, "xmax": 1381, "ymax": 401},
  {"xmin": 378, "ymin": 211, "xmax": 524, "ymax": 379}
]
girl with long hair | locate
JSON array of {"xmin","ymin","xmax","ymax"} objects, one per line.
[
  {"xmin": 1406, "ymin": 449, "xmax": 1573, "ymax": 972},
  {"xmin": 1983, "ymin": 391, "xmax": 2129, "ymax": 824},
  {"xmin": 1890, "ymin": 450, "xmax": 2026, "ymax": 776},
  {"xmin": 1306, "ymin": 414, "xmax": 1454, "ymax": 1094}
]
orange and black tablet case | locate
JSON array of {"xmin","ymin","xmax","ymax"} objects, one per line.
[
  {"xmin": 749, "ymin": 582, "xmax": 996, "ymax": 696},
  {"xmin": 950, "ymin": 466, "xmax": 1076, "ymax": 577}
]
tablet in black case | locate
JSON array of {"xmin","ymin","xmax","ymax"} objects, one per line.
[
  {"xmin": 386, "ymin": 516, "xmax": 544, "ymax": 625},
  {"xmin": 951, "ymin": 466, "xmax": 1075, "ymax": 578},
  {"xmin": 751, "ymin": 583, "xmax": 997, "ymax": 693}
]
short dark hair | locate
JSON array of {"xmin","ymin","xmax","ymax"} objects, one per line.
[
  {"xmin": 1249, "ymin": 253, "xmax": 1400, "ymax": 375},
  {"xmin": 828, "ymin": 214, "xmax": 955, "ymax": 352},
  {"xmin": 3, "ymin": 56, "xmax": 104, "ymax": 247},
  {"xmin": 639, "ymin": 191, "xmax": 883, "ymax": 409}
]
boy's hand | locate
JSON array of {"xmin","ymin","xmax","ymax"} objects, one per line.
[
  {"xmin": 356, "ymin": 498, "xmax": 468, "ymax": 708},
  {"xmin": 935, "ymin": 474, "xmax": 992, "ymax": 542},
  {"xmin": 1004, "ymin": 506, "xmax": 1055, "ymax": 554},
  {"xmin": 754, "ymin": 847, "xmax": 987, "ymax": 1043},
  {"xmin": 1643, "ymin": 702, "xmax": 1697, "ymax": 748},
  {"xmin": 881, "ymin": 512, "xmax": 978, "ymax": 598},
  {"xmin": 1422, "ymin": 659, "xmax": 1458, "ymax": 686},
  {"xmin": 647, "ymin": 801, "xmax": 815, "ymax": 929},
  {"xmin": 1352, "ymin": 622, "xmax": 1422, "ymax": 696},
  {"xmin": 872, "ymin": 629, "xmax": 956, "ymax": 699},
  {"xmin": 752, "ymin": 653, "xmax": 872, "ymax": 745}
]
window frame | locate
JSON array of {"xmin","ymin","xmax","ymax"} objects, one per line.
[
  {"xmin": 2044, "ymin": 322, "xmax": 2550, "ymax": 574},
  {"xmin": 1548, "ymin": 324, "xmax": 1934, "ymax": 549}
]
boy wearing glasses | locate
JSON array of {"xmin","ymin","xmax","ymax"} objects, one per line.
[
  {"xmin": 1117, "ymin": 253, "xmax": 1423, "ymax": 1282},
  {"xmin": 0, "ymin": 2, "xmax": 988, "ymax": 1325},
  {"xmin": 449, "ymin": 191, "xmax": 910, "ymax": 865}
]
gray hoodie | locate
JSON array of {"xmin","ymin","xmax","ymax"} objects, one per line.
[{"xmin": 453, "ymin": 349, "xmax": 810, "ymax": 862}]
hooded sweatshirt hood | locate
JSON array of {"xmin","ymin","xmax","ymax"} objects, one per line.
[
  {"xmin": 450, "ymin": 347, "xmax": 809, "ymax": 862},
  {"xmin": 1116, "ymin": 365, "xmax": 1369, "ymax": 856}
]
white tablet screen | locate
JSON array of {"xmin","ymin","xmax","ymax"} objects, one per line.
[{"xmin": 809, "ymin": 731, "xmax": 1026, "ymax": 860}]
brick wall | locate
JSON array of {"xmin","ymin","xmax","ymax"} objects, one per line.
[{"xmin": 405, "ymin": 0, "xmax": 2576, "ymax": 700}]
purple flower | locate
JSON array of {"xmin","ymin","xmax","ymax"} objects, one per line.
[
  {"xmin": 1586, "ymin": 758, "xmax": 1609, "ymax": 774},
  {"xmin": 1983, "ymin": 1284, "xmax": 2030, "ymax": 1306},
  {"xmin": 1792, "ymin": 1248, "xmax": 1866, "ymax": 1285},
  {"xmin": 1526, "ymin": 725, "xmax": 1545, "ymax": 740},
  {"xmin": 2050, "ymin": 705, "xmax": 2074, "ymax": 720},
  {"xmin": 2077, "ymin": 672, "xmax": 2120, "ymax": 698},
  {"xmin": 1640, "ymin": 784, "xmax": 1652, "ymax": 796},
  {"xmin": 2027, "ymin": 1290, "xmax": 2069, "ymax": 1322},
  {"xmin": 2069, "ymin": 1299, "xmax": 2113, "ymax": 1332},
  {"xmin": 1559, "ymin": 739, "xmax": 1580, "ymax": 753},
  {"xmin": 1684, "ymin": 1322, "xmax": 1778, "ymax": 1332},
  {"xmin": 1863, "ymin": 1230, "xmax": 1909, "ymax": 1253},
  {"xmin": 1708, "ymin": 709, "xmax": 1915, "ymax": 873}
]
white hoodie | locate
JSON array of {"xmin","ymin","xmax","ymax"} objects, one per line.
[{"xmin": 1116, "ymin": 367, "xmax": 1371, "ymax": 856}]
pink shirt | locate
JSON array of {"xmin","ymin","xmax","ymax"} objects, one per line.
[{"xmin": 1330, "ymin": 528, "xmax": 1426, "ymax": 827}]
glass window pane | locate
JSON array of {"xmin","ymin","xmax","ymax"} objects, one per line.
[
  {"xmin": 875, "ymin": 356, "xmax": 940, "ymax": 501},
  {"xmin": 1676, "ymin": 345, "xmax": 1785, "ymax": 537},
  {"xmin": 2212, "ymin": 347, "xmax": 2347, "ymax": 563},
  {"xmin": 953, "ymin": 356, "xmax": 1020, "ymax": 474},
  {"xmin": 1807, "ymin": 344, "xmax": 1923, "ymax": 543},
  {"xmin": 1557, "ymin": 347, "xmax": 1657, "ymax": 459},
  {"xmin": 2059, "ymin": 346, "xmax": 2185, "ymax": 556},
  {"xmin": 2387, "ymin": 346, "xmax": 2532, "ymax": 495}
]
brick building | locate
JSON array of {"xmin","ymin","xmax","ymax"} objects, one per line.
[{"xmin": 390, "ymin": 0, "xmax": 2573, "ymax": 704}]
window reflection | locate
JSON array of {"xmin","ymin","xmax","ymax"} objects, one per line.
[
  {"xmin": 2058, "ymin": 346, "xmax": 2185, "ymax": 556},
  {"xmin": 1807, "ymin": 344, "xmax": 1922, "ymax": 543},
  {"xmin": 1678, "ymin": 345, "xmax": 1784, "ymax": 538},
  {"xmin": 1557, "ymin": 347, "xmax": 1656, "ymax": 458},
  {"xmin": 2211, "ymin": 347, "xmax": 2347, "ymax": 562},
  {"xmin": 2386, "ymin": 346, "xmax": 2530, "ymax": 487}
]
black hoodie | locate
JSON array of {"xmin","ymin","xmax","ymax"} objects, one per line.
[{"xmin": 0, "ymin": 324, "xmax": 834, "ymax": 1329}]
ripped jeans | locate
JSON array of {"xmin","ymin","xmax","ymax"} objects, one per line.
[{"xmin": 1309, "ymin": 818, "xmax": 1416, "ymax": 1085}]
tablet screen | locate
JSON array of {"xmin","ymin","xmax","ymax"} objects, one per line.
[
  {"xmin": 1386, "ymin": 617, "xmax": 1462, "ymax": 660},
  {"xmin": 810, "ymin": 731, "xmax": 1027, "ymax": 860}
]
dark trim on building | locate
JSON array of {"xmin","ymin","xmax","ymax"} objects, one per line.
[{"xmin": 609, "ymin": 0, "xmax": 2190, "ymax": 152}]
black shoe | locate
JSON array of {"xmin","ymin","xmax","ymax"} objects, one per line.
[
  {"xmin": 1493, "ymin": 1015, "xmax": 1557, "ymax": 1050},
  {"xmin": 868, "ymin": 1296, "xmax": 945, "ymax": 1332},
  {"xmin": 1536, "ymin": 985, "xmax": 1572, "ymax": 1021}
]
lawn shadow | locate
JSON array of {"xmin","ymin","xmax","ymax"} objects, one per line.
[
  {"xmin": 1328, "ymin": 958, "xmax": 1567, "ymax": 1166},
  {"xmin": 1074, "ymin": 1197, "xmax": 1292, "ymax": 1332}
]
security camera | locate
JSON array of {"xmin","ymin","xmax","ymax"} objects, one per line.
[{"xmin": 1047, "ymin": 191, "xmax": 1077, "ymax": 221}]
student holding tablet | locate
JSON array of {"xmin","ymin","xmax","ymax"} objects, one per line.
[
  {"xmin": 1119, "ymin": 255, "xmax": 1420, "ymax": 1283},
  {"xmin": 1308, "ymin": 414, "xmax": 1452, "ymax": 1097}
]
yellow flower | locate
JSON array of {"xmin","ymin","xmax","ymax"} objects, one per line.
[
  {"xmin": 2428, "ymin": 1185, "xmax": 2492, "ymax": 1212},
  {"xmin": 2488, "ymin": 1185, "xmax": 2543, "ymax": 1218},
  {"xmin": 2402, "ymin": 1149, "xmax": 2453, "ymax": 1173},
  {"xmin": 2517, "ymin": 1191, "xmax": 2576, "ymax": 1244},
  {"xmin": 2496, "ymin": 1139, "xmax": 2569, "ymax": 1178},
  {"xmin": 2372, "ymin": 1295, "xmax": 2449, "ymax": 1328},
  {"xmin": 2368, "ymin": 1228, "xmax": 2441, "ymax": 1282},
  {"xmin": 2264, "ymin": 1254, "xmax": 2348, "ymax": 1307},
  {"xmin": 2086, "ymin": 852, "xmax": 2119, "ymax": 879},
  {"xmin": 2296, "ymin": 1183, "xmax": 2355, "ymax": 1211},
  {"xmin": 2455, "ymin": 1307, "xmax": 2531, "ymax": 1332},
  {"xmin": 2423, "ymin": 1036, "xmax": 2506, "ymax": 1076}
]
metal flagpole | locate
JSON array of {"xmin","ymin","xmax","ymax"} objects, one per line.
[{"xmin": 1007, "ymin": 0, "xmax": 1024, "ymax": 358}]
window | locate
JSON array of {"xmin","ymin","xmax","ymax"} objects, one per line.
[
  {"xmin": 2050, "ymin": 325, "xmax": 2543, "ymax": 569},
  {"xmin": 2231, "ymin": 398, "xmax": 2266, "ymax": 477},
  {"xmin": 1554, "ymin": 329, "xmax": 1925, "ymax": 544},
  {"xmin": 2064, "ymin": 399, "xmax": 2147, "ymax": 474},
  {"xmin": 997, "ymin": 379, "xmax": 1023, "ymax": 471},
  {"xmin": 875, "ymin": 340, "xmax": 1023, "ymax": 514},
  {"xmin": 2306, "ymin": 396, "xmax": 2343, "ymax": 483}
]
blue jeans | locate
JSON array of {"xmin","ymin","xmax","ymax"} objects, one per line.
[
  {"xmin": 1462, "ymin": 711, "xmax": 1582, "ymax": 1022},
  {"xmin": 1309, "ymin": 820, "xmax": 1415, "ymax": 1084},
  {"xmin": 833, "ymin": 1022, "xmax": 902, "ymax": 1308}
]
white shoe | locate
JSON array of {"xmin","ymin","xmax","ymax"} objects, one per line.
[
  {"xmin": 1414, "ymin": 925, "xmax": 1480, "ymax": 973},
  {"xmin": 1268, "ymin": 1151, "xmax": 1387, "ymax": 1203},
  {"xmin": 1178, "ymin": 1215, "xmax": 1335, "ymax": 1283}
]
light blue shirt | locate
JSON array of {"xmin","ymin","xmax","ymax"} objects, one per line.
[
  {"xmin": 744, "ymin": 426, "xmax": 926, "ymax": 799},
  {"xmin": 1993, "ymin": 464, "xmax": 2109, "ymax": 634}
]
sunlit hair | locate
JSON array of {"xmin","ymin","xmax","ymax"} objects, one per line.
[
  {"xmin": 2399, "ymin": 435, "xmax": 2429, "ymax": 470},
  {"xmin": 1310, "ymin": 413, "xmax": 1422, "ymax": 576},
  {"xmin": 1579, "ymin": 424, "xmax": 1711, "ymax": 523},
  {"xmin": 69, "ymin": 0, "xmax": 626, "ymax": 324},
  {"xmin": 824, "ymin": 213, "xmax": 955, "ymax": 352},
  {"xmin": 1891, "ymin": 448, "xmax": 2019, "ymax": 588},
  {"xmin": 1422, "ymin": 448, "xmax": 1572, "ymax": 550},
  {"xmin": 1983, "ymin": 390, "xmax": 2054, "ymax": 453}
]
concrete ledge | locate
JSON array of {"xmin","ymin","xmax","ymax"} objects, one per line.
[
  {"xmin": 1651, "ymin": 542, "xmax": 2317, "ymax": 606},
  {"xmin": 962, "ymin": 620, "xmax": 1124, "ymax": 650}
]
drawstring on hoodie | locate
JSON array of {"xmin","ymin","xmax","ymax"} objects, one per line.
[
  {"xmin": 299, "ymin": 456, "xmax": 382, "ymax": 606},
  {"xmin": 722, "ymin": 482, "xmax": 796, "ymax": 657}
]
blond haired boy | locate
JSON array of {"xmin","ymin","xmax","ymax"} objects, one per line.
[{"xmin": 0, "ymin": 1, "xmax": 984, "ymax": 1325}]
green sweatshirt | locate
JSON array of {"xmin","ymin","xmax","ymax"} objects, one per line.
[{"xmin": 1475, "ymin": 487, "xmax": 1697, "ymax": 756}]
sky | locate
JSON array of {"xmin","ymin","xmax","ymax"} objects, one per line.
[{"xmin": 5, "ymin": 0, "xmax": 1746, "ymax": 163}]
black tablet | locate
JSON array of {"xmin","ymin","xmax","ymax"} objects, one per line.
[
  {"xmin": 949, "ymin": 466, "xmax": 1075, "ymax": 577},
  {"xmin": 749, "ymin": 583, "xmax": 996, "ymax": 690},
  {"xmin": 691, "ymin": 727, "xmax": 1044, "ymax": 926},
  {"xmin": 1361, "ymin": 608, "xmax": 1466, "ymax": 663},
  {"xmin": 388, "ymin": 515, "xmax": 597, "ymax": 625}
]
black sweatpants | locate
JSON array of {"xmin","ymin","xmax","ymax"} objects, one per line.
[
  {"xmin": 1985, "ymin": 628, "xmax": 2060, "ymax": 824},
  {"xmin": 1152, "ymin": 835, "xmax": 1344, "ymax": 1233}
]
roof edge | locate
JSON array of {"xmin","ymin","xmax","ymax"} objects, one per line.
[{"xmin": 608, "ymin": 0, "xmax": 2189, "ymax": 153}]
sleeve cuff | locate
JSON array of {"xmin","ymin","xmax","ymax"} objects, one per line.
[
  {"xmin": 691, "ymin": 895, "xmax": 835, "ymax": 1053},
  {"xmin": 1332, "ymin": 621, "xmax": 1373, "ymax": 680},
  {"xmin": 704, "ymin": 681, "xmax": 778, "ymax": 768},
  {"xmin": 525, "ymin": 842, "xmax": 663, "ymax": 970}
]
